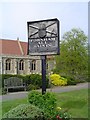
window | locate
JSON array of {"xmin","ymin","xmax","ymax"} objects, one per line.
[
  {"xmin": 6, "ymin": 59, "xmax": 11, "ymax": 70},
  {"xmin": 31, "ymin": 60, "xmax": 36, "ymax": 71},
  {"xmin": 19, "ymin": 59, "xmax": 24, "ymax": 70}
]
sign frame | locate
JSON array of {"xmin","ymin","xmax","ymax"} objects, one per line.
[{"xmin": 27, "ymin": 18, "xmax": 60, "ymax": 56}]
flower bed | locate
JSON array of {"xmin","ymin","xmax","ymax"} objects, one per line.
[{"xmin": 50, "ymin": 74, "xmax": 67, "ymax": 86}]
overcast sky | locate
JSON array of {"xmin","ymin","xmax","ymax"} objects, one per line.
[{"xmin": 0, "ymin": 1, "xmax": 88, "ymax": 42}]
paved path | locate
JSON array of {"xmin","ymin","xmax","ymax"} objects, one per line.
[{"xmin": 0, "ymin": 82, "xmax": 89, "ymax": 102}]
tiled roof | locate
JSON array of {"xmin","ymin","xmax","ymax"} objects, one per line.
[{"xmin": 0, "ymin": 39, "xmax": 28, "ymax": 56}]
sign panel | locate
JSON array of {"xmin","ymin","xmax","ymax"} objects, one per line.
[{"xmin": 27, "ymin": 18, "xmax": 60, "ymax": 55}]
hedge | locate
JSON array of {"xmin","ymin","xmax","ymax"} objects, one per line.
[
  {"xmin": 1, "ymin": 74, "xmax": 49, "ymax": 89},
  {"xmin": 3, "ymin": 104, "xmax": 44, "ymax": 119}
]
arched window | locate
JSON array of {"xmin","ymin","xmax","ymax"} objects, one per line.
[
  {"xmin": 19, "ymin": 59, "xmax": 24, "ymax": 70},
  {"xmin": 31, "ymin": 60, "xmax": 36, "ymax": 71},
  {"xmin": 6, "ymin": 59, "xmax": 11, "ymax": 70}
]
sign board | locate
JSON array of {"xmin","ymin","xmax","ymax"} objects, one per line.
[{"xmin": 27, "ymin": 18, "xmax": 60, "ymax": 56}]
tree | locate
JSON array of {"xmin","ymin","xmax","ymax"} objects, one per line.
[{"xmin": 54, "ymin": 28, "xmax": 88, "ymax": 81}]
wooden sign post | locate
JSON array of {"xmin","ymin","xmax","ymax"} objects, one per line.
[{"xmin": 27, "ymin": 18, "xmax": 60, "ymax": 94}]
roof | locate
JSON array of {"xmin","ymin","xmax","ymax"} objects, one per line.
[
  {"xmin": 0, "ymin": 39, "xmax": 54, "ymax": 59},
  {"xmin": 0, "ymin": 39, "xmax": 28, "ymax": 56}
]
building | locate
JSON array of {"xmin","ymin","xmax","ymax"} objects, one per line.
[{"xmin": 0, "ymin": 39, "xmax": 55, "ymax": 75}]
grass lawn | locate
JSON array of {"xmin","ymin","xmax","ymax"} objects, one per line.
[
  {"xmin": 0, "ymin": 88, "xmax": 2, "ymax": 95},
  {"xmin": 55, "ymin": 89, "xmax": 89, "ymax": 118},
  {"xmin": 2, "ymin": 98, "xmax": 27, "ymax": 115},
  {"xmin": 0, "ymin": 102, "xmax": 2, "ymax": 119},
  {"xmin": 1, "ymin": 88, "xmax": 89, "ymax": 119}
]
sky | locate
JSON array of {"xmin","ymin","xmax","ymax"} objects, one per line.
[{"xmin": 0, "ymin": 0, "xmax": 88, "ymax": 42}]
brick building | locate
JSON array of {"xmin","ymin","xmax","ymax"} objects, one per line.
[{"xmin": 0, "ymin": 39, "xmax": 55, "ymax": 75}]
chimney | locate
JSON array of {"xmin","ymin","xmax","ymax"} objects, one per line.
[
  {"xmin": 17, "ymin": 38, "xmax": 24, "ymax": 55},
  {"xmin": 17, "ymin": 37, "xmax": 19, "ymax": 41}
]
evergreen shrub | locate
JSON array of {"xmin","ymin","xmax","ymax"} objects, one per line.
[{"xmin": 3, "ymin": 104, "xmax": 44, "ymax": 120}]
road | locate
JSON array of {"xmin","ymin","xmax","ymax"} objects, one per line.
[{"xmin": 0, "ymin": 82, "xmax": 89, "ymax": 102}]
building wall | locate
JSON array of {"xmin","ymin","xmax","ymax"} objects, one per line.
[
  {"xmin": 1, "ymin": 55, "xmax": 42, "ymax": 75},
  {"xmin": 0, "ymin": 55, "xmax": 55, "ymax": 75},
  {"xmin": 0, "ymin": 56, "xmax": 2, "ymax": 74},
  {"xmin": 0, "ymin": 39, "xmax": 55, "ymax": 75},
  {"xmin": 46, "ymin": 59, "xmax": 56, "ymax": 74}
]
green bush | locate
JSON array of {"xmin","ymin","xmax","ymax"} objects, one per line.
[
  {"xmin": 23, "ymin": 74, "xmax": 41, "ymax": 86},
  {"xmin": 3, "ymin": 104, "xmax": 44, "ymax": 119},
  {"xmin": 23, "ymin": 74, "xmax": 31, "ymax": 85},
  {"xmin": 28, "ymin": 91, "xmax": 43, "ymax": 107},
  {"xmin": 2, "ymin": 88, "xmax": 7, "ymax": 95},
  {"xmin": 26, "ymin": 84, "xmax": 39, "ymax": 91},
  {"xmin": 28, "ymin": 91, "xmax": 72, "ymax": 120},
  {"xmin": 67, "ymin": 79, "xmax": 77, "ymax": 85},
  {"xmin": 28, "ymin": 91, "xmax": 57, "ymax": 119},
  {"xmin": 62, "ymin": 76, "xmax": 77, "ymax": 85},
  {"xmin": 28, "ymin": 91, "xmax": 56, "ymax": 112},
  {"xmin": 24, "ymin": 74, "xmax": 49, "ymax": 88},
  {"xmin": 29, "ymin": 74, "xmax": 42, "ymax": 87},
  {"xmin": 1, "ymin": 74, "xmax": 49, "ymax": 90}
]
